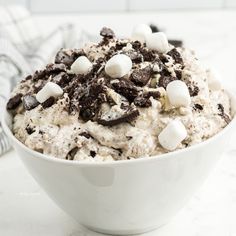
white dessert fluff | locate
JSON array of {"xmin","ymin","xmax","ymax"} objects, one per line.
[{"xmin": 7, "ymin": 26, "xmax": 232, "ymax": 162}]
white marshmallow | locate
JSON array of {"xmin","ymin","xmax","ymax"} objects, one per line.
[
  {"xmin": 158, "ymin": 120, "xmax": 187, "ymax": 151},
  {"xmin": 105, "ymin": 54, "xmax": 132, "ymax": 78},
  {"xmin": 131, "ymin": 24, "xmax": 152, "ymax": 43},
  {"xmin": 166, "ymin": 80, "xmax": 191, "ymax": 107},
  {"xmin": 207, "ymin": 69, "xmax": 221, "ymax": 91},
  {"xmin": 36, "ymin": 82, "xmax": 63, "ymax": 103},
  {"xmin": 70, "ymin": 56, "xmax": 92, "ymax": 75},
  {"xmin": 146, "ymin": 32, "xmax": 169, "ymax": 53}
]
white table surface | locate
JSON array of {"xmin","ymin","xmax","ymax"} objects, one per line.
[{"xmin": 1, "ymin": 9, "xmax": 236, "ymax": 236}]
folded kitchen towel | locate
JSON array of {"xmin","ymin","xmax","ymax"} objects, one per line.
[{"xmin": 0, "ymin": 5, "xmax": 97, "ymax": 156}]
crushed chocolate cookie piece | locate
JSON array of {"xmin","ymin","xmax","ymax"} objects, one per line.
[
  {"xmin": 78, "ymin": 83, "xmax": 108, "ymax": 121},
  {"xmin": 134, "ymin": 96, "xmax": 151, "ymax": 107},
  {"xmin": 188, "ymin": 84, "xmax": 199, "ymax": 97},
  {"xmin": 41, "ymin": 96, "xmax": 55, "ymax": 108},
  {"xmin": 115, "ymin": 41, "xmax": 127, "ymax": 50},
  {"xmin": 131, "ymin": 41, "xmax": 142, "ymax": 50},
  {"xmin": 52, "ymin": 72, "xmax": 71, "ymax": 87},
  {"xmin": 149, "ymin": 24, "xmax": 160, "ymax": 33},
  {"xmin": 46, "ymin": 63, "xmax": 66, "ymax": 73},
  {"xmin": 158, "ymin": 75, "xmax": 176, "ymax": 89},
  {"xmin": 159, "ymin": 54, "xmax": 169, "ymax": 64},
  {"xmin": 222, "ymin": 114, "xmax": 231, "ymax": 124},
  {"xmin": 105, "ymin": 46, "xmax": 116, "ymax": 60},
  {"xmin": 130, "ymin": 66, "xmax": 153, "ymax": 86},
  {"xmin": 32, "ymin": 70, "xmax": 47, "ymax": 81},
  {"xmin": 123, "ymin": 50, "xmax": 143, "ymax": 63},
  {"xmin": 175, "ymin": 70, "xmax": 182, "ymax": 80},
  {"xmin": 91, "ymin": 57, "xmax": 105, "ymax": 76},
  {"xmin": 97, "ymin": 108, "xmax": 139, "ymax": 126},
  {"xmin": 217, "ymin": 104, "xmax": 231, "ymax": 124},
  {"xmin": 21, "ymin": 75, "xmax": 32, "ymax": 82},
  {"xmin": 66, "ymin": 147, "xmax": 78, "ymax": 160},
  {"xmin": 80, "ymin": 108, "xmax": 96, "ymax": 121},
  {"xmin": 193, "ymin": 104, "xmax": 203, "ymax": 111},
  {"xmin": 100, "ymin": 27, "xmax": 115, "ymax": 39},
  {"xmin": 139, "ymin": 48, "xmax": 156, "ymax": 62},
  {"xmin": 79, "ymin": 132, "xmax": 92, "ymax": 139},
  {"xmin": 217, "ymin": 104, "xmax": 224, "ymax": 114},
  {"xmin": 167, "ymin": 48, "xmax": 183, "ymax": 64},
  {"xmin": 134, "ymin": 91, "xmax": 160, "ymax": 108},
  {"xmin": 90, "ymin": 150, "xmax": 96, "ymax": 157},
  {"xmin": 168, "ymin": 39, "xmax": 183, "ymax": 48},
  {"xmin": 22, "ymin": 95, "xmax": 39, "ymax": 110},
  {"xmin": 25, "ymin": 125, "xmax": 35, "ymax": 135},
  {"xmin": 111, "ymin": 79, "xmax": 139, "ymax": 102},
  {"xmin": 55, "ymin": 49, "xmax": 86, "ymax": 67},
  {"xmin": 33, "ymin": 83, "xmax": 45, "ymax": 94},
  {"xmin": 55, "ymin": 49, "xmax": 74, "ymax": 65},
  {"xmin": 6, "ymin": 93, "xmax": 22, "ymax": 110}
]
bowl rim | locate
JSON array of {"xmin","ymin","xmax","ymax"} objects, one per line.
[{"xmin": 2, "ymin": 90, "xmax": 236, "ymax": 167}]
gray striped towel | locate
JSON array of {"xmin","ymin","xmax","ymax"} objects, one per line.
[{"xmin": 0, "ymin": 5, "xmax": 98, "ymax": 156}]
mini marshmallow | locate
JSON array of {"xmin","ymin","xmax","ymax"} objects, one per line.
[
  {"xmin": 158, "ymin": 120, "xmax": 187, "ymax": 151},
  {"xmin": 105, "ymin": 54, "xmax": 132, "ymax": 78},
  {"xmin": 70, "ymin": 56, "xmax": 92, "ymax": 75},
  {"xmin": 146, "ymin": 32, "xmax": 169, "ymax": 53},
  {"xmin": 131, "ymin": 24, "xmax": 152, "ymax": 43},
  {"xmin": 36, "ymin": 82, "xmax": 63, "ymax": 103},
  {"xmin": 207, "ymin": 69, "xmax": 221, "ymax": 91},
  {"xmin": 166, "ymin": 80, "xmax": 191, "ymax": 107}
]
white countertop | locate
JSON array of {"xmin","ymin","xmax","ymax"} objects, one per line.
[{"xmin": 1, "ymin": 10, "xmax": 236, "ymax": 236}]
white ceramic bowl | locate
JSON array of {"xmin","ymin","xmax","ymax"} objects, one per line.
[{"xmin": 2, "ymin": 92, "xmax": 236, "ymax": 235}]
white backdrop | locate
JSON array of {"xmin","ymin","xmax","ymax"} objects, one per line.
[{"xmin": 0, "ymin": 0, "xmax": 236, "ymax": 13}]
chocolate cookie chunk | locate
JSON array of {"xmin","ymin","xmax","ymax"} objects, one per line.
[
  {"xmin": 25, "ymin": 125, "xmax": 35, "ymax": 135},
  {"xmin": 193, "ymin": 103, "xmax": 203, "ymax": 111},
  {"xmin": 32, "ymin": 70, "xmax": 47, "ymax": 81},
  {"xmin": 41, "ymin": 97, "xmax": 55, "ymax": 108},
  {"xmin": 7, "ymin": 93, "xmax": 22, "ymax": 110},
  {"xmin": 130, "ymin": 66, "xmax": 153, "ymax": 86},
  {"xmin": 55, "ymin": 49, "xmax": 86, "ymax": 67},
  {"xmin": 167, "ymin": 48, "xmax": 183, "ymax": 65},
  {"xmin": 66, "ymin": 147, "xmax": 78, "ymax": 160},
  {"xmin": 111, "ymin": 79, "xmax": 139, "ymax": 102},
  {"xmin": 97, "ymin": 108, "xmax": 139, "ymax": 126},
  {"xmin": 52, "ymin": 72, "xmax": 71, "ymax": 87},
  {"xmin": 168, "ymin": 39, "xmax": 183, "ymax": 48},
  {"xmin": 22, "ymin": 95, "xmax": 39, "ymax": 110},
  {"xmin": 188, "ymin": 84, "xmax": 199, "ymax": 97},
  {"xmin": 131, "ymin": 41, "xmax": 142, "ymax": 50},
  {"xmin": 79, "ymin": 132, "xmax": 92, "ymax": 139},
  {"xmin": 100, "ymin": 27, "xmax": 115, "ymax": 39},
  {"xmin": 139, "ymin": 48, "xmax": 156, "ymax": 62},
  {"xmin": 46, "ymin": 63, "xmax": 66, "ymax": 73},
  {"xmin": 218, "ymin": 104, "xmax": 231, "ymax": 124},
  {"xmin": 115, "ymin": 41, "xmax": 127, "ymax": 50},
  {"xmin": 158, "ymin": 75, "xmax": 176, "ymax": 89},
  {"xmin": 134, "ymin": 91, "xmax": 160, "ymax": 108},
  {"xmin": 123, "ymin": 51, "xmax": 143, "ymax": 63},
  {"xmin": 149, "ymin": 24, "xmax": 160, "ymax": 33}
]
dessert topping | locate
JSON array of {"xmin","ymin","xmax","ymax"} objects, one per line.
[
  {"xmin": 22, "ymin": 95, "xmax": 39, "ymax": 110},
  {"xmin": 105, "ymin": 54, "xmax": 132, "ymax": 78},
  {"xmin": 158, "ymin": 120, "xmax": 187, "ymax": 150},
  {"xmin": 36, "ymin": 82, "xmax": 63, "ymax": 103},
  {"xmin": 70, "ymin": 56, "xmax": 93, "ymax": 75},
  {"xmin": 166, "ymin": 80, "xmax": 191, "ymax": 107},
  {"xmin": 146, "ymin": 32, "xmax": 169, "ymax": 53}
]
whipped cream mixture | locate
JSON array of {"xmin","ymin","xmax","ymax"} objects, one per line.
[{"xmin": 7, "ymin": 26, "xmax": 232, "ymax": 161}]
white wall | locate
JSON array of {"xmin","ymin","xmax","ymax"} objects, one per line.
[{"xmin": 0, "ymin": 0, "xmax": 235, "ymax": 13}]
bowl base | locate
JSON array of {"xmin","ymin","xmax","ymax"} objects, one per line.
[{"xmin": 82, "ymin": 223, "xmax": 165, "ymax": 235}]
